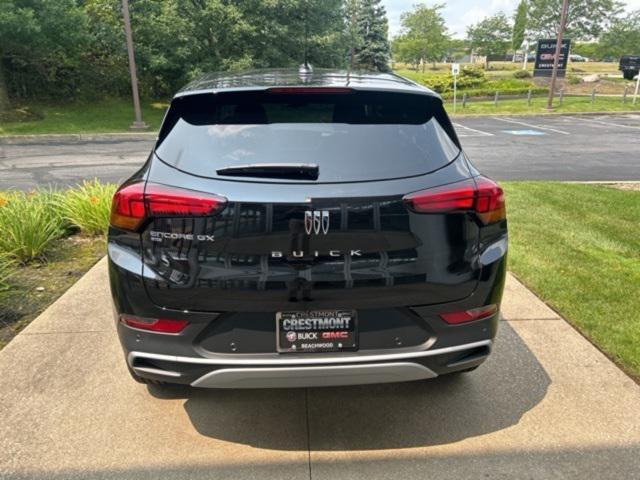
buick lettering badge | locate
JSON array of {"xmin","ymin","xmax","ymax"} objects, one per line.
[{"xmin": 305, "ymin": 210, "xmax": 330, "ymax": 235}]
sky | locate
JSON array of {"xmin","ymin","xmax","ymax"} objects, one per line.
[{"xmin": 381, "ymin": 0, "xmax": 640, "ymax": 39}]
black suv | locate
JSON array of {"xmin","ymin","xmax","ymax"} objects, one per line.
[
  {"xmin": 108, "ymin": 68, "xmax": 507, "ymax": 389},
  {"xmin": 619, "ymin": 55, "xmax": 640, "ymax": 80}
]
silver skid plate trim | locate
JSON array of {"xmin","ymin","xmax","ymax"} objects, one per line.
[{"xmin": 191, "ymin": 362, "xmax": 437, "ymax": 388}]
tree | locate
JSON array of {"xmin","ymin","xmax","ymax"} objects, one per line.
[
  {"xmin": 344, "ymin": 0, "xmax": 363, "ymax": 69},
  {"xmin": 527, "ymin": 0, "xmax": 624, "ymax": 40},
  {"xmin": 353, "ymin": 0, "xmax": 391, "ymax": 72},
  {"xmin": 234, "ymin": 0, "xmax": 346, "ymax": 70},
  {"xmin": 571, "ymin": 41, "xmax": 601, "ymax": 59},
  {"xmin": 0, "ymin": 2, "xmax": 35, "ymax": 112},
  {"xmin": 512, "ymin": 0, "xmax": 528, "ymax": 50},
  {"xmin": 598, "ymin": 10, "xmax": 640, "ymax": 59},
  {"xmin": 467, "ymin": 13, "xmax": 512, "ymax": 68},
  {"xmin": 77, "ymin": 0, "xmax": 347, "ymax": 97},
  {"xmin": 0, "ymin": 0, "xmax": 90, "ymax": 110},
  {"xmin": 393, "ymin": 4, "xmax": 449, "ymax": 71},
  {"xmin": 0, "ymin": 0, "xmax": 350, "ymax": 102}
]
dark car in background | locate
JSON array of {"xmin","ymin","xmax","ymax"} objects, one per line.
[
  {"xmin": 108, "ymin": 68, "xmax": 507, "ymax": 389},
  {"xmin": 619, "ymin": 55, "xmax": 640, "ymax": 80}
]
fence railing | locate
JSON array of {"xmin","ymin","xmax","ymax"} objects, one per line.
[{"xmin": 443, "ymin": 87, "xmax": 639, "ymax": 108}]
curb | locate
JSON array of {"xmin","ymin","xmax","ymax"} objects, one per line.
[
  {"xmin": 0, "ymin": 132, "xmax": 158, "ymax": 145},
  {"xmin": 450, "ymin": 110, "xmax": 640, "ymax": 118},
  {"xmin": 565, "ymin": 180, "xmax": 640, "ymax": 184}
]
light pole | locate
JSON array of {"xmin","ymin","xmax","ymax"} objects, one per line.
[
  {"xmin": 546, "ymin": 0, "xmax": 569, "ymax": 111},
  {"xmin": 122, "ymin": 0, "xmax": 147, "ymax": 130}
]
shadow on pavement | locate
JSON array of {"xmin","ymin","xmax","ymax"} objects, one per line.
[
  {"xmin": 150, "ymin": 321, "xmax": 550, "ymax": 451},
  {"xmin": 7, "ymin": 444, "xmax": 640, "ymax": 480}
]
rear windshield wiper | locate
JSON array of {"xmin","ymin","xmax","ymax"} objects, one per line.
[{"xmin": 216, "ymin": 163, "xmax": 319, "ymax": 180}]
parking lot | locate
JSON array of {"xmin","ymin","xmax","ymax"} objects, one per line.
[
  {"xmin": 1, "ymin": 113, "xmax": 639, "ymax": 189},
  {"xmin": 455, "ymin": 113, "xmax": 640, "ymax": 181}
]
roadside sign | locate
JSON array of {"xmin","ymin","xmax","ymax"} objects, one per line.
[
  {"xmin": 534, "ymin": 39, "xmax": 571, "ymax": 77},
  {"xmin": 451, "ymin": 63, "xmax": 460, "ymax": 75}
]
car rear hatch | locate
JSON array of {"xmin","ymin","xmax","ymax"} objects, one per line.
[{"xmin": 122, "ymin": 88, "xmax": 498, "ymax": 312}]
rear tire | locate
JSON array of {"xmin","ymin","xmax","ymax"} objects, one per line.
[{"xmin": 623, "ymin": 71, "xmax": 637, "ymax": 80}]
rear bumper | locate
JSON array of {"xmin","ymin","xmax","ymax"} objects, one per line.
[
  {"xmin": 110, "ymin": 231, "xmax": 506, "ymax": 388},
  {"xmin": 127, "ymin": 338, "xmax": 492, "ymax": 388}
]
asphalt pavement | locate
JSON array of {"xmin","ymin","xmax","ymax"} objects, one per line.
[
  {"xmin": 1, "ymin": 113, "xmax": 640, "ymax": 190},
  {"xmin": 1, "ymin": 258, "xmax": 639, "ymax": 479}
]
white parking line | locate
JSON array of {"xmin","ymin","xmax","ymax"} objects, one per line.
[
  {"xmin": 452, "ymin": 122, "xmax": 494, "ymax": 137},
  {"xmin": 566, "ymin": 116, "xmax": 640, "ymax": 130},
  {"xmin": 494, "ymin": 117, "xmax": 570, "ymax": 135}
]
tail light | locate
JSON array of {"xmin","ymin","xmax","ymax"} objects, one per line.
[
  {"xmin": 440, "ymin": 304, "xmax": 498, "ymax": 324},
  {"xmin": 110, "ymin": 182, "xmax": 227, "ymax": 231},
  {"xmin": 119, "ymin": 314, "xmax": 189, "ymax": 334},
  {"xmin": 403, "ymin": 176, "xmax": 505, "ymax": 224}
]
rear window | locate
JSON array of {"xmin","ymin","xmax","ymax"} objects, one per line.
[
  {"xmin": 155, "ymin": 90, "xmax": 461, "ymax": 183},
  {"xmin": 620, "ymin": 55, "xmax": 640, "ymax": 64}
]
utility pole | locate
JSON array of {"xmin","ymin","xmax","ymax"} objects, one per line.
[
  {"xmin": 546, "ymin": 0, "xmax": 569, "ymax": 111},
  {"xmin": 122, "ymin": 0, "xmax": 147, "ymax": 130}
]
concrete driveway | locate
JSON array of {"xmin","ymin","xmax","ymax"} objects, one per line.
[{"xmin": 1, "ymin": 258, "xmax": 639, "ymax": 479}]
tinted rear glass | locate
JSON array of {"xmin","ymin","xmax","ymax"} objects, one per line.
[
  {"xmin": 156, "ymin": 91, "xmax": 461, "ymax": 183},
  {"xmin": 620, "ymin": 55, "xmax": 640, "ymax": 64}
]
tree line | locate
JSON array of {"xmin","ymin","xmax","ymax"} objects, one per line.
[
  {"xmin": 0, "ymin": 0, "xmax": 391, "ymax": 109},
  {"xmin": 393, "ymin": 0, "xmax": 638, "ymax": 69},
  {"xmin": 2, "ymin": 0, "xmax": 639, "ymax": 111}
]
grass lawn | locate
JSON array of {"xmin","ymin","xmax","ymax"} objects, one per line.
[
  {"xmin": 0, "ymin": 99, "xmax": 168, "ymax": 136},
  {"xmin": 503, "ymin": 182, "xmax": 640, "ymax": 380},
  {"xmin": 447, "ymin": 95, "xmax": 640, "ymax": 115}
]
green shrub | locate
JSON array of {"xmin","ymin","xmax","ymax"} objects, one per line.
[
  {"xmin": 513, "ymin": 70, "xmax": 532, "ymax": 79},
  {"xmin": 567, "ymin": 74, "xmax": 582, "ymax": 85},
  {"xmin": 460, "ymin": 65, "xmax": 485, "ymax": 80},
  {"xmin": 397, "ymin": 68, "xmax": 486, "ymax": 94},
  {"xmin": 56, "ymin": 180, "xmax": 116, "ymax": 236},
  {"xmin": 0, "ymin": 191, "xmax": 65, "ymax": 263}
]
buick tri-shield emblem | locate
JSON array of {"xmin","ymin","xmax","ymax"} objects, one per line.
[{"xmin": 305, "ymin": 210, "xmax": 330, "ymax": 235}]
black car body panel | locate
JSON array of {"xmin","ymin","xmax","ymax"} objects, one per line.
[
  {"xmin": 139, "ymin": 154, "xmax": 481, "ymax": 312},
  {"xmin": 108, "ymin": 69, "xmax": 507, "ymax": 388}
]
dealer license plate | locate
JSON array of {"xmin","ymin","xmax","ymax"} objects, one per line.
[{"xmin": 276, "ymin": 310, "xmax": 357, "ymax": 353}]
